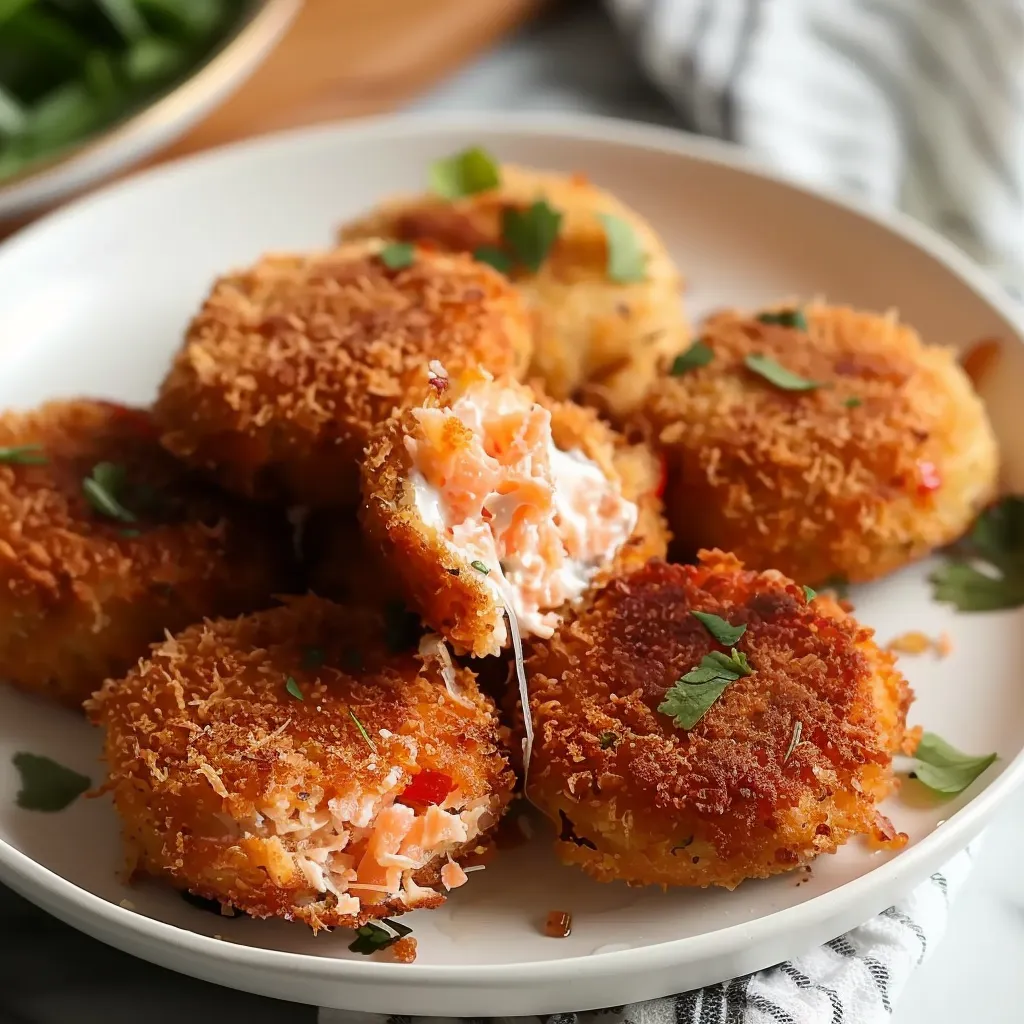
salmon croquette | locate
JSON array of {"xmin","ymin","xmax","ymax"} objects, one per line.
[
  {"xmin": 359, "ymin": 368, "xmax": 669, "ymax": 658},
  {"xmin": 154, "ymin": 239, "xmax": 533, "ymax": 507},
  {"xmin": 525, "ymin": 552, "xmax": 911, "ymax": 890},
  {"xmin": 88, "ymin": 596, "xmax": 515, "ymax": 929},
  {"xmin": 340, "ymin": 161, "xmax": 688, "ymax": 418},
  {"xmin": 643, "ymin": 303, "xmax": 999, "ymax": 585},
  {"xmin": 0, "ymin": 399, "xmax": 292, "ymax": 709}
]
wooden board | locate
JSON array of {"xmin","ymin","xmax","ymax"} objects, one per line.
[{"xmin": 157, "ymin": 0, "xmax": 544, "ymax": 163}]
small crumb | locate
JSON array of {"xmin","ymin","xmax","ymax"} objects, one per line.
[
  {"xmin": 900, "ymin": 725, "xmax": 924, "ymax": 756},
  {"xmin": 886, "ymin": 631, "xmax": 932, "ymax": 655},
  {"xmin": 935, "ymin": 631, "xmax": 953, "ymax": 658},
  {"xmin": 392, "ymin": 936, "xmax": 418, "ymax": 963},
  {"xmin": 544, "ymin": 910, "xmax": 572, "ymax": 938},
  {"xmin": 118, "ymin": 898, "xmax": 136, "ymax": 910},
  {"xmin": 220, "ymin": 904, "xmax": 236, "ymax": 917}
]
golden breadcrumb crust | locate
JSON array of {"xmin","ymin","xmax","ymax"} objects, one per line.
[
  {"xmin": 154, "ymin": 240, "xmax": 533, "ymax": 506},
  {"xmin": 340, "ymin": 165, "xmax": 688, "ymax": 418},
  {"xmin": 525, "ymin": 552, "xmax": 911, "ymax": 890},
  {"xmin": 88, "ymin": 596, "xmax": 515, "ymax": 930},
  {"xmin": 0, "ymin": 399, "xmax": 292, "ymax": 709},
  {"xmin": 359, "ymin": 382, "xmax": 669, "ymax": 657},
  {"xmin": 641, "ymin": 304, "xmax": 999, "ymax": 584}
]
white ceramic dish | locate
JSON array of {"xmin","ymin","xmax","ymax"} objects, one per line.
[
  {"xmin": 0, "ymin": 113, "xmax": 1021, "ymax": 1016},
  {"xmin": 0, "ymin": 0, "xmax": 300, "ymax": 221}
]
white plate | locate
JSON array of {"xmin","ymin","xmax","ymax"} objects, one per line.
[{"xmin": 0, "ymin": 113, "xmax": 1022, "ymax": 1016}]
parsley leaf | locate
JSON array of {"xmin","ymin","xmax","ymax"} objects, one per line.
[
  {"xmin": 745, "ymin": 354, "xmax": 823, "ymax": 391},
  {"xmin": 429, "ymin": 146, "xmax": 500, "ymax": 199},
  {"xmin": 379, "ymin": 242, "xmax": 415, "ymax": 270},
  {"xmin": 470, "ymin": 560, "xmax": 490, "ymax": 575},
  {"xmin": 757, "ymin": 308, "xmax": 808, "ymax": 330},
  {"xmin": 931, "ymin": 497, "xmax": 1024, "ymax": 611},
  {"xmin": 691, "ymin": 610, "xmax": 746, "ymax": 646},
  {"xmin": 908, "ymin": 733, "xmax": 997, "ymax": 795},
  {"xmin": 844, "ymin": 396, "xmax": 862, "ymax": 409},
  {"xmin": 0, "ymin": 445, "xmax": 46, "ymax": 465},
  {"xmin": 12, "ymin": 752, "xmax": 90, "ymax": 811},
  {"xmin": 670, "ymin": 341, "xmax": 713, "ymax": 376},
  {"xmin": 802, "ymin": 585, "xmax": 817, "ymax": 601},
  {"xmin": 82, "ymin": 462, "xmax": 136, "ymax": 523},
  {"xmin": 348, "ymin": 917, "xmax": 413, "ymax": 955},
  {"xmin": 474, "ymin": 245, "xmax": 513, "ymax": 274},
  {"xmin": 658, "ymin": 649, "xmax": 753, "ymax": 729},
  {"xmin": 502, "ymin": 201, "xmax": 562, "ymax": 273},
  {"xmin": 349, "ymin": 708, "xmax": 378, "ymax": 753},
  {"xmin": 598, "ymin": 213, "xmax": 647, "ymax": 283},
  {"xmin": 285, "ymin": 676, "xmax": 303, "ymax": 700}
]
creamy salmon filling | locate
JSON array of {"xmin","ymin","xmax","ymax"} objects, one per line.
[
  {"xmin": 230, "ymin": 756, "xmax": 497, "ymax": 914},
  {"xmin": 406, "ymin": 373, "xmax": 637, "ymax": 645}
]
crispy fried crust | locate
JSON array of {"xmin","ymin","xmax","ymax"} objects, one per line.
[
  {"xmin": 88, "ymin": 596, "xmax": 515, "ymax": 930},
  {"xmin": 358, "ymin": 384, "xmax": 669, "ymax": 657},
  {"xmin": 340, "ymin": 165, "xmax": 688, "ymax": 418},
  {"xmin": 525, "ymin": 552, "xmax": 911, "ymax": 890},
  {"xmin": 642, "ymin": 304, "xmax": 999, "ymax": 584},
  {"xmin": 0, "ymin": 400, "xmax": 293, "ymax": 709},
  {"xmin": 153, "ymin": 240, "xmax": 533, "ymax": 506}
]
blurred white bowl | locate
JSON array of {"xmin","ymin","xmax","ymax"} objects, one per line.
[{"xmin": 0, "ymin": 0, "xmax": 300, "ymax": 221}]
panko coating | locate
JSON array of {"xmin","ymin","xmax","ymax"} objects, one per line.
[
  {"xmin": 88, "ymin": 596, "xmax": 515, "ymax": 930},
  {"xmin": 360, "ymin": 368, "xmax": 669, "ymax": 658},
  {"xmin": 154, "ymin": 239, "xmax": 534, "ymax": 507},
  {"xmin": 340, "ymin": 163, "xmax": 688, "ymax": 418},
  {"xmin": 525, "ymin": 552, "xmax": 912, "ymax": 890},
  {"xmin": 0, "ymin": 399, "xmax": 293, "ymax": 709},
  {"xmin": 643, "ymin": 303, "xmax": 999, "ymax": 584}
]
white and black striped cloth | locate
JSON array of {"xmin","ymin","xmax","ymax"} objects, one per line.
[{"xmin": 608, "ymin": 0, "xmax": 1024, "ymax": 298}]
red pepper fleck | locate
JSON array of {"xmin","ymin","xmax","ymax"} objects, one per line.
[
  {"xmin": 916, "ymin": 460, "xmax": 942, "ymax": 495},
  {"xmin": 398, "ymin": 769, "xmax": 454, "ymax": 806},
  {"xmin": 544, "ymin": 910, "xmax": 573, "ymax": 937},
  {"xmin": 655, "ymin": 453, "xmax": 668, "ymax": 500}
]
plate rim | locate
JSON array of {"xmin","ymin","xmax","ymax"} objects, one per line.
[{"xmin": 1, "ymin": 109, "xmax": 1023, "ymax": 991}]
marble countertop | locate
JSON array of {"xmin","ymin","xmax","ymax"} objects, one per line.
[{"xmin": 410, "ymin": 6, "xmax": 1024, "ymax": 1022}]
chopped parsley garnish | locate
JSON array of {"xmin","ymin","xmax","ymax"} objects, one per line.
[
  {"xmin": 844, "ymin": 396, "xmax": 862, "ymax": 409},
  {"xmin": 757, "ymin": 308, "xmax": 808, "ymax": 331},
  {"xmin": 931, "ymin": 496, "xmax": 1024, "ymax": 611},
  {"xmin": 302, "ymin": 646, "xmax": 325, "ymax": 670},
  {"xmin": 598, "ymin": 731, "xmax": 618, "ymax": 750},
  {"xmin": 349, "ymin": 708, "xmax": 378, "ymax": 753},
  {"xmin": 802, "ymin": 585, "xmax": 817, "ymax": 601},
  {"xmin": 470, "ymin": 560, "xmax": 490, "ymax": 575},
  {"xmin": 379, "ymin": 242, "xmax": 415, "ymax": 270},
  {"xmin": 745, "ymin": 354, "xmax": 822, "ymax": 392},
  {"xmin": 501, "ymin": 200, "xmax": 562, "ymax": 273},
  {"xmin": 784, "ymin": 721, "xmax": 804, "ymax": 763},
  {"xmin": 12, "ymin": 752, "xmax": 90, "ymax": 811},
  {"xmin": 670, "ymin": 340, "xmax": 713, "ymax": 376},
  {"xmin": 285, "ymin": 676, "xmax": 303, "ymax": 701},
  {"xmin": 691, "ymin": 610, "xmax": 746, "ymax": 646},
  {"xmin": 473, "ymin": 245, "xmax": 513, "ymax": 274},
  {"xmin": 658, "ymin": 649, "xmax": 753, "ymax": 730},
  {"xmin": 0, "ymin": 445, "xmax": 46, "ymax": 465},
  {"xmin": 429, "ymin": 146, "xmax": 500, "ymax": 199},
  {"xmin": 348, "ymin": 917, "xmax": 412, "ymax": 955},
  {"xmin": 82, "ymin": 462, "xmax": 136, "ymax": 523},
  {"xmin": 598, "ymin": 213, "xmax": 647, "ymax": 283},
  {"xmin": 907, "ymin": 733, "xmax": 996, "ymax": 795}
]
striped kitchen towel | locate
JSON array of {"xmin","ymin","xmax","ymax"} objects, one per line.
[
  {"xmin": 606, "ymin": 0, "xmax": 1024, "ymax": 297},
  {"xmin": 321, "ymin": 845, "xmax": 973, "ymax": 1024}
]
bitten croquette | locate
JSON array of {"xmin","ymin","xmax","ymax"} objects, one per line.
[
  {"xmin": 154, "ymin": 239, "xmax": 533, "ymax": 507},
  {"xmin": 643, "ymin": 303, "xmax": 999, "ymax": 584},
  {"xmin": 340, "ymin": 164, "xmax": 688, "ymax": 418},
  {"xmin": 0, "ymin": 399, "xmax": 293, "ymax": 709},
  {"xmin": 525, "ymin": 552, "xmax": 911, "ymax": 890},
  {"xmin": 88, "ymin": 596, "xmax": 515, "ymax": 930},
  {"xmin": 359, "ymin": 369, "xmax": 669, "ymax": 658}
]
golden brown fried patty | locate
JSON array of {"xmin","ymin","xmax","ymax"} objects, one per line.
[
  {"xmin": 360, "ymin": 378, "xmax": 669, "ymax": 657},
  {"xmin": 341, "ymin": 165, "xmax": 688, "ymax": 418},
  {"xmin": 88, "ymin": 596, "xmax": 515, "ymax": 930},
  {"xmin": 525, "ymin": 552, "xmax": 911, "ymax": 890},
  {"xmin": 0, "ymin": 399, "xmax": 292, "ymax": 709},
  {"xmin": 154, "ymin": 240, "xmax": 533, "ymax": 506},
  {"xmin": 642, "ymin": 304, "xmax": 999, "ymax": 584}
]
